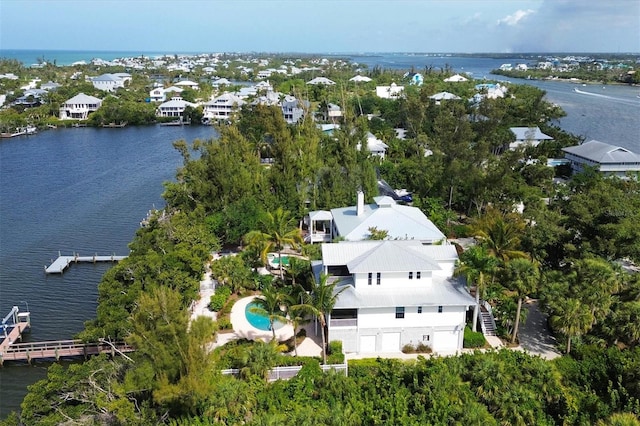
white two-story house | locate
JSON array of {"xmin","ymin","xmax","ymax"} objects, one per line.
[
  {"xmin": 59, "ymin": 93, "xmax": 102, "ymax": 120},
  {"xmin": 202, "ymin": 93, "xmax": 244, "ymax": 121},
  {"xmin": 156, "ymin": 97, "xmax": 197, "ymax": 119},
  {"xmin": 562, "ymin": 140, "xmax": 640, "ymax": 178},
  {"xmin": 320, "ymin": 240, "xmax": 475, "ymax": 354}
]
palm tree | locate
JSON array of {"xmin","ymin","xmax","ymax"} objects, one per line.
[
  {"xmin": 308, "ymin": 273, "xmax": 346, "ymax": 364},
  {"xmin": 550, "ymin": 298, "xmax": 594, "ymax": 353},
  {"xmin": 244, "ymin": 207, "xmax": 303, "ymax": 279},
  {"xmin": 473, "ymin": 208, "xmax": 528, "ymax": 263},
  {"xmin": 250, "ymin": 285, "xmax": 288, "ymax": 341},
  {"xmin": 503, "ymin": 258, "xmax": 540, "ymax": 344},
  {"xmin": 454, "ymin": 245, "xmax": 499, "ymax": 331},
  {"xmin": 285, "ymin": 286, "xmax": 314, "ymax": 356}
]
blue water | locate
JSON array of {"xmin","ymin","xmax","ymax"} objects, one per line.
[
  {"xmin": 245, "ymin": 302, "xmax": 285, "ymax": 332},
  {"xmin": 0, "ymin": 125, "xmax": 217, "ymax": 417}
]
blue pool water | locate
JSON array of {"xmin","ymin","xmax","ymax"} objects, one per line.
[{"xmin": 245, "ymin": 302, "xmax": 285, "ymax": 331}]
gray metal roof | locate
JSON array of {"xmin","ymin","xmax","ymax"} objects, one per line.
[
  {"xmin": 322, "ymin": 240, "xmax": 457, "ymax": 272},
  {"xmin": 510, "ymin": 126, "xmax": 553, "ymax": 141},
  {"xmin": 333, "ymin": 277, "xmax": 475, "ymax": 308},
  {"xmin": 563, "ymin": 140, "xmax": 640, "ymax": 164},
  {"xmin": 65, "ymin": 93, "xmax": 102, "ymax": 104},
  {"xmin": 330, "ymin": 199, "xmax": 445, "ymax": 242}
]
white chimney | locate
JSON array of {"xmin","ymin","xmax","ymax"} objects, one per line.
[{"xmin": 356, "ymin": 191, "xmax": 364, "ymax": 216}]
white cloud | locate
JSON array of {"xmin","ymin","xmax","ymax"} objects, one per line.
[{"xmin": 497, "ymin": 9, "xmax": 535, "ymax": 26}]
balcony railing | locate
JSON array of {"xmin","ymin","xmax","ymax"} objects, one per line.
[{"xmin": 329, "ymin": 318, "xmax": 357, "ymax": 327}]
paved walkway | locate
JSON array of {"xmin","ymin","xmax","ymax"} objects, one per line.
[{"xmin": 516, "ymin": 300, "xmax": 561, "ymax": 360}]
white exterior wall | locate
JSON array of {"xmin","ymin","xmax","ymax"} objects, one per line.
[
  {"xmin": 357, "ymin": 305, "xmax": 465, "ymax": 329},
  {"xmin": 353, "ymin": 271, "xmax": 434, "ymax": 289}
]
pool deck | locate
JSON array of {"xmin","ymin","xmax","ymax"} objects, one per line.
[{"xmin": 213, "ymin": 296, "xmax": 322, "ymax": 357}]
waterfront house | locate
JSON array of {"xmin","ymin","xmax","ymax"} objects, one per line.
[
  {"xmin": 149, "ymin": 87, "xmax": 166, "ymax": 103},
  {"xmin": 203, "ymin": 93, "xmax": 244, "ymax": 121},
  {"xmin": 562, "ymin": 140, "xmax": 640, "ymax": 177},
  {"xmin": 175, "ymin": 80, "xmax": 199, "ymax": 90},
  {"xmin": 509, "ymin": 126, "xmax": 554, "ymax": 150},
  {"xmin": 156, "ymin": 97, "xmax": 197, "ymax": 119},
  {"xmin": 59, "ymin": 93, "xmax": 103, "ymax": 120},
  {"xmin": 305, "ymin": 191, "xmax": 445, "ymax": 244},
  {"xmin": 320, "ymin": 239, "xmax": 475, "ymax": 354}
]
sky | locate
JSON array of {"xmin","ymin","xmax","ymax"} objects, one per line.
[{"xmin": 1, "ymin": 0, "xmax": 639, "ymax": 53}]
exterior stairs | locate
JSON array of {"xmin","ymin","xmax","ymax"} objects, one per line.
[{"xmin": 480, "ymin": 311, "xmax": 496, "ymax": 336}]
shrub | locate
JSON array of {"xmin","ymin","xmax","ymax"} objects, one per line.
[
  {"xmin": 327, "ymin": 340, "xmax": 345, "ymax": 364},
  {"xmin": 209, "ymin": 286, "xmax": 231, "ymax": 311},
  {"xmin": 416, "ymin": 342, "xmax": 432, "ymax": 353},
  {"xmin": 464, "ymin": 326, "xmax": 486, "ymax": 348},
  {"xmin": 402, "ymin": 343, "xmax": 416, "ymax": 353},
  {"xmin": 217, "ymin": 318, "xmax": 232, "ymax": 331}
]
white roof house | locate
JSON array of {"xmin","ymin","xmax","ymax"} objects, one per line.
[
  {"xmin": 149, "ymin": 87, "xmax": 166, "ymax": 103},
  {"xmin": 175, "ymin": 80, "xmax": 199, "ymax": 90},
  {"xmin": 376, "ymin": 83, "xmax": 404, "ymax": 99},
  {"xmin": 349, "ymin": 75, "xmax": 372, "ymax": 83},
  {"xmin": 429, "ymin": 92, "xmax": 461, "ymax": 104},
  {"xmin": 443, "ymin": 74, "xmax": 468, "ymax": 82},
  {"xmin": 59, "ymin": 93, "xmax": 102, "ymax": 120},
  {"xmin": 357, "ymin": 132, "xmax": 388, "ymax": 158},
  {"xmin": 203, "ymin": 93, "xmax": 244, "ymax": 121},
  {"xmin": 281, "ymin": 95, "xmax": 305, "ymax": 124},
  {"xmin": 307, "ymin": 76, "xmax": 336, "ymax": 85},
  {"xmin": 156, "ymin": 97, "xmax": 197, "ymax": 118},
  {"xmin": 509, "ymin": 126, "xmax": 554, "ymax": 150},
  {"xmin": 562, "ymin": 140, "xmax": 640, "ymax": 177},
  {"xmin": 91, "ymin": 73, "xmax": 131, "ymax": 92},
  {"xmin": 320, "ymin": 239, "xmax": 475, "ymax": 354},
  {"xmin": 332, "ymin": 192, "xmax": 446, "ymax": 243}
]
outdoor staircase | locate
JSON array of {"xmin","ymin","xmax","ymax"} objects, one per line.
[{"xmin": 480, "ymin": 311, "xmax": 496, "ymax": 336}]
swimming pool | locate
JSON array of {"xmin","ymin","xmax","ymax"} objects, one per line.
[{"xmin": 245, "ymin": 301, "xmax": 285, "ymax": 331}]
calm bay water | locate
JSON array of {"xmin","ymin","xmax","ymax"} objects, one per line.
[
  {"xmin": 0, "ymin": 125, "xmax": 217, "ymax": 416},
  {"xmin": 0, "ymin": 51, "xmax": 638, "ymax": 417}
]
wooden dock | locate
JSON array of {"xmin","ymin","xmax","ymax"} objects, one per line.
[
  {"xmin": 0, "ymin": 339, "xmax": 134, "ymax": 365},
  {"xmin": 45, "ymin": 253, "xmax": 127, "ymax": 274}
]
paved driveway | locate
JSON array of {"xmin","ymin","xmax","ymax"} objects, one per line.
[{"xmin": 518, "ymin": 300, "xmax": 561, "ymax": 360}]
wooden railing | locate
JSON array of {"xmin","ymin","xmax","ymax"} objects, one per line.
[{"xmin": 0, "ymin": 339, "xmax": 134, "ymax": 365}]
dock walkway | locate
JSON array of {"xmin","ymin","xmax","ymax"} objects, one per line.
[
  {"xmin": 0, "ymin": 339, "xmax": 134, "ymax": 365},
  {"xmin": 45, "ymin": 253, "xmax": 127, "ymax": 274}
]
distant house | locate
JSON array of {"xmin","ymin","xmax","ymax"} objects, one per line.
[
  {"xmin": 429, "ymin": 92, "xmax": 461, "ymax": 104},
  {"xmin": 307, "ymin": 76, "xmax": 336, "ymax": 85},
  {"xmin": 327, "ymin": 103, "xmax": 342, "ymax": 120},
  {"xmin": 175, "ymin": 80, "xmax": 199, "ymax": 90},
  {"xmin": 376, "ymin": 83, "xmax": 404, "ymax": 99},
  {"xmin": 408, "ymin": 73, "xmax": 424, "ymax": 86},
  {"xmin": 562, "ymin": 140, "xmax": 640, "ymax": 177},
  {"xmin": 163, "ymin": 86, "xmax": 184, "ymax": 96},
  {"xmin": 281, "ymin": 95, "xmax": 305, "ymax": 124},
  {"xmin": 349, "ymin": 75, "xmax": 372, "ymax": 83},
  {"xmin": 443, "ymin": 74, "xmax": 468, "ymax": 82},
  {"xmin": 59, "ymin": 93, "xmax": 102, "ymax": 120},
  {"xmin": 91, "ymin": 73, "xmax": 131, "ymax": 92},
  {"xmin": 203, "ymin": 93, "xmax": 244, "ymax": 121},
  {"xmin": 149, "ymin": 87, "xmax": 166, "ymax": 102},
  {"xmin": 40, "ymin": 81, "xmax": 61, "ymax": 91},
  {"xmin": 509, "ymin": 127, "xmax": 553, "ymax": 150},
  {"xmin": 357, "ymin": 132, "xmax": 388, "ymax": 159},
  {"xmin": 156, "ymin": 97, "xmax": 197, "ymax": 118}
]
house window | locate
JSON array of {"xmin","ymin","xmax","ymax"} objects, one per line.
[
  {"xmin": 438, "ymin": 306, "xmax": 443, "ymax": 313},
  {"xmin": 417, "ymin": 271, "xmax": 421, "ymax": 279},
  {"xmin": 409, "ymin": 272, "xmax": 413, "ymax": 279},
  {"xmin": 418, "ymin": 306, "xmax": 422, "ymax": 314},
  {"xmin": 395, "ymin": 307, "xmax": 405, "ymax": 319},
  {"xmin": 376, "ymin": 273, "xmax": 381, "ymax": 285},
  {"xmin": 368, "ymin": 272, "xmax": 372, "ymax": 285},
  {"xmin": 423, "ymin": 335, "xmax": 430, "ymax": 341}
]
